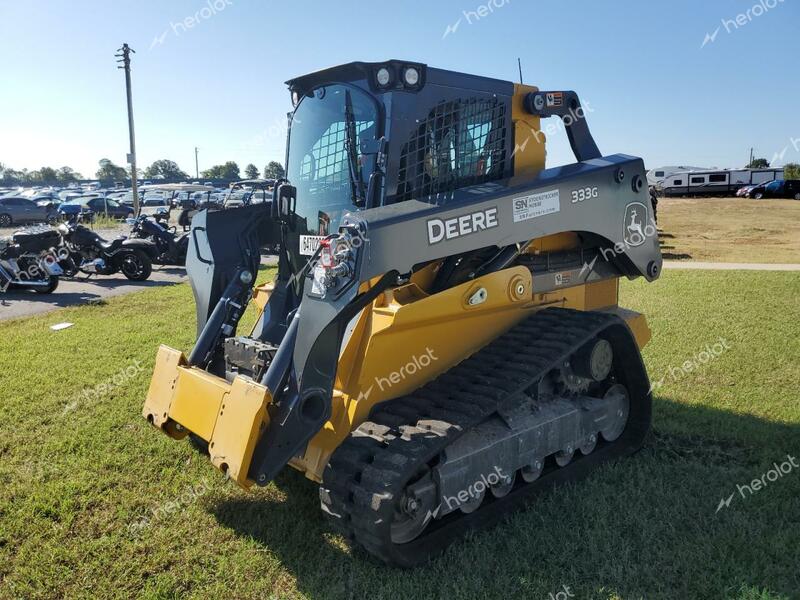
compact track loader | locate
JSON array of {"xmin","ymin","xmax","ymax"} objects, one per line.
[{"xmin": 143, "ymin": 60, "xmax": 661, "ymax": 566}]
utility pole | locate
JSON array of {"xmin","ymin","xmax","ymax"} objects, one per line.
[
  {"xmin": 116, "ymin": 43, "xmax": 140, "ymax": 216},
  {"xmin": 749, "ymin": 147, "xmax": 754, "ymax": 168},
  {"xmin": 195, "ymin": 147, "xmax": 199, "ymax": 179},
  {"xmin": 517, "ymin": 58, "xmax": 523, "ymax": 85}
]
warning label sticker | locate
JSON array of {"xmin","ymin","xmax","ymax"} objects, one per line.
[
  {"xmin": 512, "ymin": 189, "xmax": 560, "ymax": 223},
  {"xmin": 546, "ymin": 92, "xmax": 563, "ymax": 108}
]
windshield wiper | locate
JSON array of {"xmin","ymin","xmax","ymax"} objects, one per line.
[{"xmin": 344, "ymin": 90, "xmax": 366, "ymax": 207}]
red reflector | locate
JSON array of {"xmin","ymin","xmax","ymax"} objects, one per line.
[{"xmin": 320, "ymin": 239, "xmax": 334, "ymax": 268}]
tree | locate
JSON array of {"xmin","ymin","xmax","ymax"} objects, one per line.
[
  {"xmin": 747, "ymin": 157, "xmax": 770, "ymax": 169},
  {"xmin": 244, "ymin": 163, "xmax": 260, "ymax": 179},
  {"xmin": 143, "ymin": 159, "xmax": 189, "ymax": 180},
  {"xmin": 96, "ymin": 158, "xmax": 128, "ymax": 182},
  {"xmin": 263, "ymin": 161, "xmax": 285, "ymax": 180},
  {"xmin": 37, "ymin": 167, "xmax": 58, "ymax": 183},
  {"xmin": 56, "ymin": 166, "xmax": 82, "ymax": 183},
  {"xmin": 201, "ymin": 161, "xmax": 240, "ymax": 180},
  {"xmin": 784, "ymin": 163, "xmax": 800, "ymax": 180},
  {"xmin": 0, "ymin": 164, "xmax": 22, "ymax": 185}
]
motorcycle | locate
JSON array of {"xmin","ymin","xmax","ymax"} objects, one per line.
[
  {"xmin": 129, "ymin": 214, "xmax": 189, "ymax": 266},
  {"xmin": 57, "ymin": 222, "xmax": 156, "ymax": 281},
  {"xmin": 0, "ymin": 227, "xmax": 63, "ymax": 294}
]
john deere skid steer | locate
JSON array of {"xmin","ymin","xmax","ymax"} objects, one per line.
[{"xmin": 143, "ymin": 60, "xmax": 661, "ymax": 566}]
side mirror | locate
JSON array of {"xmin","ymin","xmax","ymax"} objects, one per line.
[{"xmin": 272, "ymin": 182, "xmax": 296, "ymax": 219}]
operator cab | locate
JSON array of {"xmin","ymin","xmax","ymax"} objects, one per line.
[{"xmin": 282, "ymin": 60, "xmax": 517, "ymax": 274}]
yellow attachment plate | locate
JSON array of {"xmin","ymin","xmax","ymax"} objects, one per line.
[
  {"xmin": 170, "ymin": 366, "xmax": 232, "ymax": 441},
  {"xmin": 208, "ymin": 376, "xmax": 271, "ymax": 488},
  {"xmin": 142, "ymin": 345, "xmax": 272, "ymax": 488},
  {"xmin": 143, "ymin": 345, "xmax": 186, "ymax": 433}
]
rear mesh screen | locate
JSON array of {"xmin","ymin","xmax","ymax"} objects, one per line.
[{"xmin": 395, "ymin": 98, "xmax": 507, "ymax": 202}]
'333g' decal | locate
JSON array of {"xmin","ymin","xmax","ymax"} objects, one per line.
[{"xmin": 570, "ymin": 186, "xmax": 599, "ymax": 203}]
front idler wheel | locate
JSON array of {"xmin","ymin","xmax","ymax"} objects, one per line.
[
  {"xmin": 390, "ymin": 469, "xmax": 436, "ymax": 544},
  {"xmin": 600, "ymin": 384, "xmax": 630, "ymax": 442}
]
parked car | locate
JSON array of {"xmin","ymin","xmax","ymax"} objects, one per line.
[
  {"xmin": 746, "ymin": 183, "xmax": 769, "ymax": 199},
  {"xmin": 736, "ymin": 185, "xmax": 756, "ymax": 197},
  {"xmin": 58, "ymin": 189, "xmax": 86, "ymax": 202},
  {"xmin": 758, "ymin": 179, "xmax": 800, "ymax": 200},
  {"xmin": 223, "ymin": 191, "xmax": 250, "ymax": 209},
  {"xmin": 140, "ymin": 197, "xmax": 171, "ymax": 216},
  {"xmin": 0, "ymin": 197, "xmax": 58, "ymax": 227},
  {"xmin": 59, "ymin": 196, "xmax": 133, "ymax": 221},
  {"xmin": 36, "ymin": 199, "xmax": 61, "ymax": 212}
]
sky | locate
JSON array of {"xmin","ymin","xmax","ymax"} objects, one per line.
[{"xmin": 1, "ymin": 0, "xmax": 798, "ymax": 179}]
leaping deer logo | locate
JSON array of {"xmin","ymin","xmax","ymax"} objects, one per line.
[{"xmin": 623, "ymin": 202, "xmax": 648, "ymax": 247}]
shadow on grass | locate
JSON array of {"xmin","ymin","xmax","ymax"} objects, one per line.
[{"xmin": 210, "ymin": 397, "xmax": 799, "ymax": 599}]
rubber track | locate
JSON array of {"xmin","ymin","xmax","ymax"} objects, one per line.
[{"xmin": 320, "ymin": 307, "xmax": 652, "ymax": 567}]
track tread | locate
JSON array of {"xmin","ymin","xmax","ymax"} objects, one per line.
[{"xmin": 320, "ymin": 307, "xmax": 651, "ymax": 566}]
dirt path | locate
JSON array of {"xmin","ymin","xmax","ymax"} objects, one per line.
[
  {"xmin": 663, "ymin": 261, "xmax": 800, "ymax": 271},
  {"xmin": 658, "ymin": 198, "xmax": 800, "ymax": 263}
]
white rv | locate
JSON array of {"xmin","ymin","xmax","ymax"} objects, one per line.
[
  {"xmin": 647, "ymin": 166, "xmax": 708, "ymax": 187},
  {"xmin": 657, "ymin": 168, "xmax": 784, "ymax": 197}
]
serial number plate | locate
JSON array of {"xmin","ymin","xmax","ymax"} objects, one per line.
[{"xmin": 512, "ymin": 189, "xmax": 560, "ymax": 223}]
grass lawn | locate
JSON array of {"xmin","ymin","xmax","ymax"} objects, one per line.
[
  {"xmin": 1, "ymin": 270, "xmax": 799, "ymax": 599},
  {"xmin": 657, "ymin": 198, "xmax": 800, "ymax": 263}
]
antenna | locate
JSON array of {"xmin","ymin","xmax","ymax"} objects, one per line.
[{"xmin": 517, "ymin": 58, "xmax": 524, "ymax": 85}]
